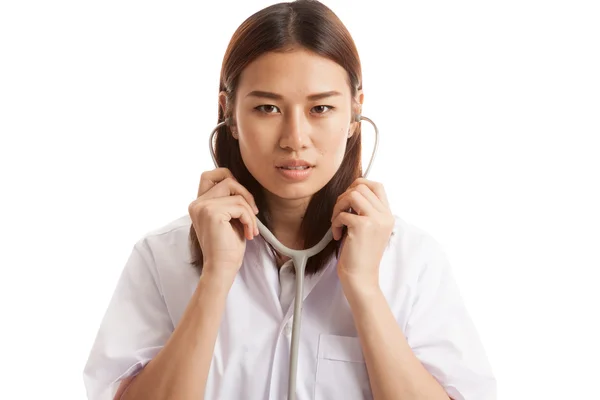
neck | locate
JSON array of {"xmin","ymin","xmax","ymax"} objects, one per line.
[{"xmin": 264, "ymin": 193, "xmax": 310, "ymax": 250}]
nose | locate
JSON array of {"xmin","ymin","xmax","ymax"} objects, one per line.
[{"xmin": 279, "ymin": 109, "xmax": 310, "ymax": 151}]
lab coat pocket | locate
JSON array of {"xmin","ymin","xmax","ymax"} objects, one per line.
[{"xmin": 314, "ymin": 334, "xmax": 373, "ymax": 400}]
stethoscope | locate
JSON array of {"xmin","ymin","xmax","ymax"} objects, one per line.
[{"xmin": 209, "ymin": 114, "xmax": 379, "ymax": 400}]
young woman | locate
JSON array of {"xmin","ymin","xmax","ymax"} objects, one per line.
[{"xmin": 83, "ymin": 1, "xmax": 496, "ymax": 399}]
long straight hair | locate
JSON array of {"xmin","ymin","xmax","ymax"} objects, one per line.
[{"xmin": 189, "ymin": 0, "xmax": 364, "ymax": 276}]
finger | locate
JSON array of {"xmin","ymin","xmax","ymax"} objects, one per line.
[
  {"xmin": 203, "ymin": 177, "xmax": 259, "ymax": 215},
  {"xmin": 234, "ymin": 195, "xmax": 259, "ymax": 237},
  {"xmin": 331, "ymin": 191, "xmax": 373, "ymax": 240},
  {"xmin": 335, "ymin": 183, "xmax": 382, "ymax": 212},
  {"xmin": 332, "ymin": 189, "xmax": 373, "ymax": 223},
  {"xmin": 352, "ymin": 184, "xmax": 387, "ymax": 212},
  {"xmin": 225, "ymin": 203, "xmax": 255, "ymax": 240},
  {"xmin": 348, "ymin": 178, "xmax": 389, "ymax": 207},
  {"xmin": 331, "ymin": 211, "xmax": 360, "ymax": 240},
  {"xmin": 214, "ymin": 196, "xmax": 257, "ymax": 240},
  {"xmin": 226, "ymin": 195, "xmax": 259, "ymax": 238},
  {"xmin": 198, "ymin": 168, "xmax": 234, "ymax": 197}
]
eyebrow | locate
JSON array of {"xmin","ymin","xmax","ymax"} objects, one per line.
[{"xmin": 245, "ymin": 90, "xmax": 343, "ymax": 101}]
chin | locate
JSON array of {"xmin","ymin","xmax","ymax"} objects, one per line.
[{"xmin": 266, "ymin": 183, "xmax": 318, "ymax": 200}]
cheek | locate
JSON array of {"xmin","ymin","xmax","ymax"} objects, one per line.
[
  {"xmin": 239, "ymin": 136, "xmax": 266, "ymax": 169},
  {"xmin": 236, "ymin": 128, "xmax": 276, "ymax": 176},
  {"xmin": 319, "ymin": 126, "xmax": 349, "ymax": 163},
  {"xmin": 236, "ymin": 114, "xmax": 281, "ymax": 148}
]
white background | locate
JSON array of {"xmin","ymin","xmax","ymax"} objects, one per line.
[{"xmin": 1, "ymin": 0, "xmax": 598, "ymax": 398}]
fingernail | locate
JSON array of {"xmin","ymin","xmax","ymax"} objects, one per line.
[{"xmin": 254, "ymin": 206, "xmax": 259, "ymax": 214}]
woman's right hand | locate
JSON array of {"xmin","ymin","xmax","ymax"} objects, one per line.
[{"xmin": 188, "ymin": 168, "xmax": 260, "ymax": 278}]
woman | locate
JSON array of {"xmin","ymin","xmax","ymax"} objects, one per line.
[{"xmin": 83, "ymin": 1, "xmax": 496, "ymax": 399}]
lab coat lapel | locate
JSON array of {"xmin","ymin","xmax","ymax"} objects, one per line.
[
  {"xmin": 245, "ymin": 234, "xmax": 338, "ymax": 319},
  {"xmin": 242, "ymin": 235, "xmax": 284, "ymax": 319}
]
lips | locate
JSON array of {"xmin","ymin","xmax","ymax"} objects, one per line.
[
  {"xmin": 276, "ymin": 159, "xmax": 314, "ymax": 169},
  {"xmin": 276, "ymin": 163, "xmax": 313, "ymax": 181}
]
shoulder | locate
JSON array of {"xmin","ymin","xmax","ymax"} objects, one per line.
[
  {"xmin": 386, "ymin": 217, "xmax": 496, "ymax": 398},
  {"xmin": 380, "ymin": 214, "xmax": 451, "ymax": 290},
  {"xmin": 387, "ymin": 214, "xmax": 448, "ymax": 265},
  {"xmin": 379, "ymin": 215, "xmax": 468, "ymax": 332},
  {"xmin": 133, "ymin": 214, "xmax": 192, "ymax": 253},
  {"xmin": 129, "ymin": 214, "xmax": 195, "ymax": 283}
]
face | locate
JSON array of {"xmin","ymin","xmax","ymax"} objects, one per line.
[{"xmin": 219, "ymin": 48, "xmax": 363, "ymax": 207}]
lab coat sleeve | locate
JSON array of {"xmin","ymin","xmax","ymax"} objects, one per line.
[
  {"xmin": 404, "ymin": 235, "xmax": 497, "ymax": 400},
  {"xmin": 83, "ymin": 239, "xmax": 174, "ymax": 400}
]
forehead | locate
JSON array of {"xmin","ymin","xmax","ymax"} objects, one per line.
[{"xmin": 237, "ymin": 48, "xmax": 351, "ymax": 99}]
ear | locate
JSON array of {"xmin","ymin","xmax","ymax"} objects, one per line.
[
  {"xmin": 218, "ymin": 91, "xmax": 228, "ymax": 117},
  {"xmin": 348, "ymin": 90, "xmax": 364, "ymax": 139},
  {"xmin": 218, "ymin": 91, "xmax": 238, "ymax": 139}
]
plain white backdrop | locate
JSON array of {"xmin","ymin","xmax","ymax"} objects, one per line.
[{"xmin": 1, "ymin": 0, "xmax": 598, "ymax": 398}]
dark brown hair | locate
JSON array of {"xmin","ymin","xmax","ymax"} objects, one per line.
[{"xmin": 189, "ymin": 0, "xmax": 364, "ymax": 276}]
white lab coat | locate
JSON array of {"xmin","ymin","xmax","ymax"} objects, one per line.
[{"xmin": 83, "ymin": 214, "xmax": 497, "ymax": 400}]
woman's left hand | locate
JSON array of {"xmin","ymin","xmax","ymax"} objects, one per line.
[{"xmin": 331, "ymin": 178, "xmax": 395, "ymax": 289}]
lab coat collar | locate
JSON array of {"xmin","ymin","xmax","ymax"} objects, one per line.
[{"xmin": 245, "ymin": 234, "xmax": 337, "ymax": 319}]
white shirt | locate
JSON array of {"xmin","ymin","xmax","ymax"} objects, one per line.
[{"xmin": 83, "ymin": 214, "xmax": 497, "ymax": 400}]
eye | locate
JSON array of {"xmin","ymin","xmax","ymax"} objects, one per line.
[
  {"xmin": 312, "ymin": 105, "xmax": 334, "ymax": 114},
  {"xmin": 255, "ymin": 105, "xmax": 280, "ymax": 114}
]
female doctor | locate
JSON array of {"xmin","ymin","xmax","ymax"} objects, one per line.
[{"xmin": 83, "ymin": 1, "xmax": 497, "ymax": 399}]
